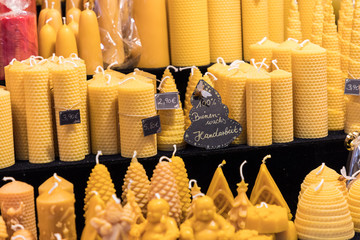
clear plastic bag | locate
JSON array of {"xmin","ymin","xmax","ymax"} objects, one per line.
[{"xmin": 346, "ymin": 132, "xmax": 360, "ymax": 181}]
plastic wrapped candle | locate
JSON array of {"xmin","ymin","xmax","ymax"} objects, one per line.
[
  {"xmin": 207, "ymin": 0, "xmax": 242, "ymax": 62},
  {"xmin": 0, "ymin": 88, "xmax": 14, "ymax": 169},
  {"xmin": 298, "ymin": 0, "xmax": 316, "ymax": 39},
  {"xmin": 292, "ymin": 41, "xmax": 328, "ymax": 139},
  {"xmin": 268, "ymin": 0, "xmax": 284, "ymax": 43},
  {"xmin": 272, "ymin": 39, "xmax": 300, "ymax": 72},
  {"xmin": 133, "ymin": 0, "xmax": 169, "ymax": 68},
  {"xmin": 118, "ymin": 78, "xmax": 157, "ymax": 158},
  {"xmin": 56, "ymin": 18, "xmax": 78, "ymax": 58},
  {"xmin": 167, "ymin": 0, "xmax": 210, "ymax": 66},
  {"xmin": 24, "ymin": 63, "xmax": 55, "ymax": 163},
  {"xmin": 38, "ymin": 174, "xmax": 74, "ymax": 195},
  {"xmin": 0, "ymin": 178, "xmax": 37, "ymax": 238},
  {"xmin": 242, "ymin": 0, "xmax": 269, "ymax": 61},
  {"xmin": 249, "ymin": 38, "xmax": 279, "ymax": 72},
  {"xmin": 37, "ymin": 183, "xmax": 76, "ymax": 240},
  {"xmin": 286, "ymin": 0, "xmax": 302, "ymax": 41},
  {"xmin": 295, "ymin": 181, "xmax": 354, "ymax": 239}
]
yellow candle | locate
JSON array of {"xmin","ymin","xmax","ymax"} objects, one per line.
[
  {"xmin": 38, "ymin": 174, "xmax": 74, "ymax": 195},
  {"xmin": 208, "ymin": 0, "xmax": 242, "ymax": 62},
  {"xmin": 66, "ymin": 7, "xmax": 81, "ymax": 24},
  {"xmin": 0, "ymin": 217, "xmax": 7, "ymax": 239},
  {"xmin": 0, "ymin": 179, "xmax": 37, "ymax": 238},
  {"xmin": 67, "ymin": 16, "xmax": 79, "ymax": 45},
  {"xmin": 66, "ymin": 0, "xmax": 82, "ymax": 13},
  {"xmin": 78, "ymin": 4, "xmax": 103, "ymax": 75},
  {"xmin": 298, "ymin": 0, "xmax": 316, "ymax": 39},
  {"xmin": 0, "ymin": 88, "xmax": 14, "ymax": 169},
  {"xmin": 249, "ymin": 38, "xmax": 279, "ymax": 72},
  {"xmin": 24, "ymin": 64, "xmax": 55, "ymax": 163},
  {"xmin": 292, "ymin": 41, "xmax": 328, "ymax": 139},
  {"xmin": 38, "ymin": 3, "xmax": 50, "ymax": 35},
  {"xmin": 42, "ymin": 0, "xmax": 61, "ymax": 15},
  {"xmin": 310, "ymin": 0, "xmax": 324, "ymax": 46},
  {"xmin": 268, "ymin": 0, "xmax": 284, "ymax": 43},
  {"xmin": 167, "ymin": 0, "xmax": 210, "ymax": 66},
  {"xmin": 275, "ymin": 221, "xmax": 297, "ymax": 240},
  {"xmin": 272, "ymin": 39, "xmax": 300, "ymax": 72},
  {"xmin": 133, "ymin": 0, "xmax": 169, "ymax": 68},
  {"xmin": 37, "ymin": 184, "xmax": 76, "ymax": 240},
  {"xmin": 56, "ymin": 19, "xmax": 78, "ymax": 58},
  {"xmin": 45, "ymin": 4, "xmax": 62, "ymax": 34},
  {"xmin": 286, "ymin": 0, "xmax": 302, "ymax": 41},
  {"xmin": 348, "ymin": 178, "xmax": 360, "ymax": 232},
  {"xmin": 339, "ymin": 0, "xmax": 353, "ymax": 75},
  {"xmin": 242, "ymin": 0, "xmax": 269, "ymax": 61},
  {"xmin": 207, "ymin": 61, "xmax": 229, "ymax": 102},
  {"xmin": 80, "ymin": 193, "xmax": 104, "ymax": 240},
  {"xmin": 39, "ymin": 19, "xmax": 57, "ymax": 59}
]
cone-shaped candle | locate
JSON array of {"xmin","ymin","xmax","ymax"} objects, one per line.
[
  {"xmin": 286, "ymin": 0, "xmax": 302, "ymax": 41},
  {"xmin": 268, "ymin": 0, "xmax": 284, "ymax": 43},
  {"xmin": 298, "ymin": 0, "xmax": 316, "ymax": 39},
  {"xmin": 310, "ymin": 0, "xmax": 324, "ymax": 46}
]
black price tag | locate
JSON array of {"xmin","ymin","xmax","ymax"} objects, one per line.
[
  {"xmin": 155, "ymin": 92, "xmax": 180, "ymax": 110},
  {"xmin": 142, "ymin": 115, "xmax": 161, "ymax": 137},
  {"xmin": 344, "ymin": 78, "xmax": 360, "ymax": 95},
  {"xmin": 59, "ymin": 110, "xmax": 81, "ymax": 126}
]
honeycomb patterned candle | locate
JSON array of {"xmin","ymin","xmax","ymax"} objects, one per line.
[
  {"xmin": 272, "ymin": 39, "xmax": 300, "ymax": 72},
  {"xmin": 38, "ymin": 174, "xmax": 74, "ymax": 195},
  {"xmin": 118, "ymin": 77, "xmax": 157, "ymax": 158},
  {"xmin": 292, "ymin": 41, "xmax": 328, "ymax": 139},
  {"xmin": 167, "ymin": 0, "xmax": 210, "ymax": 66},
  {"xmin": 88, "ymin": 73, "xmax": 120, "ymax": 155},
  {"xmin": 270, "ymin": 64, "xmax": 293, "ymax": 143},
  {"xmin": 121, "ymin": 152, "xmax": 150, "ymax": 216},
  {"xmin": 242, "ymin": 0, "xmax": 269, "ymax": 61},
  {"xmin": 348, "ymin": 179, "xmax": 360, "ymax": 232},
  {"xmin": 207, "ymin": 0, "xmax": 242, "ymax": 62},
  {"xmin": 310, "ymin": 0, "xmax": 324, "ymax": 46},
  {"xmin": 339, "ymin": 0, "xmax": 354, "ymax": 75},
  {"xmin": 0, "ymin": 88, "xmax": 14, "ymax": 169},
  {"xmin": 149, "ymin": 156, "xmax": 181, "ymax": 224},
  {"xmin": 24, "ymin": 64, "xmax": 55, "ymax": 164},
  {"xmin": 295, "ymin": 180, "xmax": 354, "ymax": 240},
  {"xmin": 207, "ymin": 61, "xmax": 230, "ymax": 105},
  {"xmin": 286, "ymin": 0, "xmax": 302, "ymax": 41},
  {"xmin": 249, "ymin": 38, "xmax": 279, "ymax": 72},
  {"xmin": 81, "ymin": 192, "xmax": 105, "ymax": 240},
  {"xmin": 298, "ymin": 0, "xmax": 316, "ymax": 39},
  {"xmin": 268, "ymin": 0, "xmax": 284, "ymax": 43},
  {"xmin": 0, "ymin": 178, "xmax": 37, "ymax": 238}
]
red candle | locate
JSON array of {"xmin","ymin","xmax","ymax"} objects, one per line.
[{"xmin": 0, "ymin": 0, "xmax": 36, "ymax": 14}]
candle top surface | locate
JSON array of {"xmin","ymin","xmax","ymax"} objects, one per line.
[
  {"xmin": 277, "ymin": 39, "xmax": 300, "ymax": 49},
  {"xmin": 296, "ymin": 42, "xmax": 326, "ymax": 53},
  {"xmin": 118, "ymin": 77, "xmax": 153, "ymax": 90},
  {"xmin": 38, "ymin": 175, "xmax": 74, "ymax": 195},
  {"xmin": 37, "ymin": 187, "xmax": 75, "ymax": 203},
  {"xmin": 0, "ymin": 181, "xmax": 33, "ymax": 194},
  {"xmin": 270, "ymin": 69, "xmax": 292, "ymax": 77},
  {"xmin": 246, "ymin": 69, "xmax": 270, "ymax": 80},
  {"xmin": 251, "ymin": 39, "xmax": 279, "ymax": 49}
]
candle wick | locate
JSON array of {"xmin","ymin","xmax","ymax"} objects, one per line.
[
  {"xmin": 189, "ymin": 179, "xmax": 197, "ymax": 189},
  {"xmin": 316, "ymin": 162, "xmax": 325, "ymax": 175},
  {"xmin": 272, "ymin": 59, "xmax": 280, "ymax": 70},
  {"xmin": 352, "ymin": 169, "xmax": 360, "ymax": 178},
  {"xmin": 258, "ymin": 37, "xmax": 267, "ymax": 45},
  {"xmin": 132, "ymin": 150, "xmax": 137, "ymax": 159},
  {"xmin": 11, "ymin": 224, "xmax": 24, "ymax": 231},
  {"xmin": 155, "ymin": 193, "xmax": 161, "ymax": 199},
  {"xmin": 216, "ymin": 57, "xmax": 226, "ymax": 65},
  {"xmin": 257, "ymin": 58, "xmax": 267, "ymax": 72},
  {"xmin": 95, "ymin": 151, "xmax": 103, "ymax": 165},
  {"xmin": 257, "ymin": 202, "xmax": 268, "ymax": 208},
  {"xmin": 3, "ymin": 177, "xmax": 15, "ymax": 182},
  {"xmin": 45, "ymin": 17, "xmax": 53, "ymax": 25},
  {"xmin": 91, "ymin": 191, "xmax": 99, "ymax": 196},
  {"xmin": 159, "ymin": 156, "xmax": 172, "ymax": 163},
  {"xmin": 95, "ymin": 65, "xmax": 105, "ymax": 75},
  {"xmin": 48, "ymin": 182, "xmax": 59, "ymax": 194},
  {"xmin": 70, "ymin": 53, "xmax": 79, "ymax": 60},
  {"xmin": 112, "ymin": 194, "xmax": 121, "ymax": 204},
  {"xmin": 218, "ymin": 160, "xmax": 226, "ymax": 168},
  {"xmin": 205, "ymin": 72, "xmax": 218, "ymax": 81},
  {"xmin": 250, "ymin": 59, "xmax": 257, "ymax": 69},
  {"xmin": 240, "ymin": 160, "xmax": 247, "ymax": 182},
  {"xmin": 287, "ymin": 38, "xmax": 299, "ymax": 43},
  {"xmin": 192, "ymin": 193, "xmax": 205, "ymax": 199},
  {"xmin": 63, "ymin": 60, "xmax": 78, "ymax": 67},
  {"xmin": 228, "ymin": 66, "xmax": 240, "ymax": 72},
  {"xmin": 53, "ymin": 173, "xmax": 62, "ymax": 182},
  {"xmin": 157, "ymin": 76, "xmax": 170, "ymax": 91},
  {"xmin": 166, "ymin": 65, "xmax": 178, "ymax": 72},
  {"xmin": 10, "ymin": 58, "xmax": 17, "ymax": 65},
  {"xmin": 172, "ymin": 144, "xmax": 177, "ymax": 157},
  {"xmin": 54, "ymin": 233, "xmax": 62, "ymax": 240},
  {"xmin": 62, "ymin": 17, "xmax": 66, "ymax": 25},
  {"xmin": 107, "ymin": 61, "xmax": 119, "ymax": 70},
  {"xmin": 85, "ymin": 2, "xmax": 90, "ymax": 10},
  {"xmin": 314, "ymin": 179, "xmax": 324, "ymax": 191},
  {"xmin": 58, "ymin": 56, "xmax": 64, "ymax": 64},
  {"xmin": 119, "ymin": 77, "xmax": 136, "ymax": 85},
  {"xmin": 229, "ymin": 60, "xmax": 244, "ymax": 67},
  {"xmin": 262, "ymin": 155, "xmax": 271, "ymax": 164},
  {"xmin": 299, "ymin": 39, "xmax": 310, "ymax": 48},
  {"xmin": 179, "ymin": 66, "xmax": 196, "ymax": 76},
  {"xmin": 45, "ymin": 0, "xmax": 48, "ymax": 8},
  {"xmin": 51, "ymin": 1, "xmax": 55, "ymax": 9}
]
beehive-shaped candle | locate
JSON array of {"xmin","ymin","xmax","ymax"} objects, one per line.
[
  {"xmin": 310, "ymin": 0, "xmax": 324, "ymax": 46},
  {"xmin": 246, "ymin": 69, "xmax": 272, "ymax": 146},
  {"xmin": 206, "ymin": 160, "xmax": 234, "ymax": 219},
  {"xmin": 242, "ymin": 0, "xmax": 269, "ymax": 61},
  {"xmin": 157, "ymin": 69, "xmax": 186, "ymax": 151},
  {"xmin": 207, "ymin": 62, "xmax": 230, "ymax": 104},
  {"xmin": 121, "ymin": 154, "xmax": 150, "ymax": 216},
  {"xmin": 268, "ymin": 0, "xmax": 284, "ymax": 43},
  {"xmin": 24, "ymin": 64, "xmax": 55, "ymax": 164},
  {"xmin": 88, "ymin": 73, "xmax": 120, "ymax": 155},
  {"xmin": 5, "ymin": 61, "xmax": 29, "ymax": 160},
  {"xmin": 0, "ymin": 88, "xmax": 14, "ymax": 169},
  {"xmin": 298, "ymin": 0, "xmax": 316, "ymax": 39},
  {"xmin": 167, "ymin": 0, "xmax": 210, "ymax": 66},
  {"xmin": 81, "ymin": 193, "xmax": 105, "ymax": 240},
  {"xmin": 347, "ymin": 179, "xmax": 360, "ymax": 231},
  {"xmin": 286, "ymin": 0, "xmax": 302, "ymax": 41},
  {"xmin": 118, "ymin": 78, "xmax": 157, "ymax": 158},
  {"xmin": 272, "ymin": 39, "xmax": 300, "ymax": 72},
  {"xmin": 149, "ymin": 157, "xmax": 181, "ymax": 224},
  {"xmin": 249, "ymin": 38, "xmax": 279, "ymax": 72},
  {"xmin": 208, "ymin": 0, "xmax": 242, "ymax": 62},
  {"xmin": 292, "ymin": 41, "xmax": 328, "ymax": 139},
  {"xmin": 299, "ymin": 163, "xmax": 348, "ymax": 199},
  {"xmin": 0, "ymin": 216, "xmax": 7, "ymax": 239},
  {"xmin": 0, "ymin": 180, "xmax": 37, "ymax": 238},
  {"xmin": 295, "ymin": 181, "xmax": 354, "ymax": 239}
]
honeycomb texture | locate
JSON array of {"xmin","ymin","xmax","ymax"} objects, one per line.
[
  {"xmin": 122, "ymin": 156, "xmax": 150, "ymax": 216},
  {"xmin": 118, "ymin": 78, "xmax": 157, "ymax": 158},
  {"xmin": 84, "ymin": 163, "xmax": 116, "ymax": 213},
  {"xmin": 170, "ymin": 155, "xmax": 191, "ymax": 222},
  {"xmin": 272, "ymin": 39, "xmax": 300, "ymax": 72},
  {"xmin": 310, "ymin": 0, "xmax": 324, "ymax": 46},
  {"xmin": 339, "ymin": 0, "xmax": 354, "ymax": 76},
  {"xmin": 0, "ymin": 181, "xmax": 37, "ymax": 238},
  {"xmin": 88, "ymin": 75, "xmax": 120, "ymax": 155},
  {"xmin": 284, "ymin": 0, "xmax": 292, "ymax": 37},
  {"xmin": 295, "ymin": 182, "xmax": 354, "ymax": 240},
  {"xmin": 52, "ymin": 63, "xmax": 85, "ymax": 162},
  {"xmin": 348, "ymin": 179, "xmax": 360, "ymax": 231},
  {"xmin": 298, "ymin": 0, "xmax": 316, "ymax": 39},
  {"xmin": 345, "ymin": 100, "xmax": 360, "ymax": 133},
  {"xmin": 157, "ymin": 69, "xmax": 186, "ymax": 151},
  {"xmin": 149, "ymin": 161, "xmax": 181, "ymax": 224},
  {"xmin": 268, "ymin": 0, "xmax": 284, "ymax": 43},
  {"xmin": 225, "ymin": 70, "xmax": 246, "ymax": 144},
  {"xmin": 291, "ymin": 42, "xmax": 328, "ymax": 139},
  {"xmin": 270, "ymin": 70, "xmax": 293, "ymax": 143},
  {"xmin": 0, "ymin": 216, "xmax": 7, "ymax": 239},
  {"xmin": 0, "ymin": 89, "xmax": 14, "ymax": 169},
  {"xmin": 246, "ymin": 70, "xmax": 272, "ymax": 146},
  {"xmin": 249, "ymin": 39, "xmax": 279, "ymax": 72},
  {"xmin": 242, "ymin": 0, "xmax": 269, "ymax": 61},
  {"xmin": 286, "ymin": 0, "xmax": 302, "ymax": 41},
  {"xmin": 6, "ymin": 62, "xmax": 29, "ymax": 160},
  {"xmin": 207, "ymin": 63, "xmax": 230, "ymax": 105},
  {"xmin": 167, "ymin": 0, "xmax": 210, "ymax": 66},
  {"xmin": 208, "ymin": 0, "xmax": 242, "ymax": 62},
  {"xmin": 23, "ymin": 65, "xmax": 55, "ymax": 163}
]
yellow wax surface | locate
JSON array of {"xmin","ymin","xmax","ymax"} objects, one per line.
[
  {"xmin": 298, "ymin": 0, "xmax": 316, "ymax": 39},
  {"xmin": 81, "ymin": 194, "xmax": 104, "ymax": 240},
  {"xmin": 45, "ymin": 8, "xmax": 62, "ymax": 33},
  {"xmin": 66, "ymin": 0, "xmax": 82, "ymax": 13},
  {"xmin": 42, "ymin": 0, "xmax": 61, "ymax": 15},
  {"xmin": 249, "ymin": 39, "xmax": 279, "ymax": 72},
  {"xmin": 66, "ymin": 7, "xmax": 81, "ymax": 24},
  {"xmin": 38, "ymin": 8, "xmax": 49, "ymax": 35},
  {"xmin": 272, "ymin": 39, "xmax": 300, "ymax": 72},
  {"xmin": 39, "ymin": 23, "xmax": 57, "ymax": 59},
  {"xmin": 268, "ymin": 0, "xmax": 284, "ymax": 43},
  {"xmin": 38, "ymin": 175, "xmax": 74, "ymax": 195},
  {"xmin": 56, "ymin": 23, "xmax": 78, "ymax": 58},
  {"xmin": 0, "ymin": 89, "xmax": 14, "ymax": 169}
]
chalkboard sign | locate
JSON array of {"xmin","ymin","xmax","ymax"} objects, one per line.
[
  {"xmin": 344, "ymin": 78, "xmax": 360, "ymax": 95},
  {"xmin": 142, "ymin": 115, "xmax": 161, "ymax": 137},
  {"xmin": 184, "ymin": 80, "xmax": 242, "ymax": 149},
  {"xmin": 59, "ymin": 110, "xmax": 81, "ymax": 126},
  {"xmin": 155, "ymin": 92, "xmax": 180, "ymax": 110}
]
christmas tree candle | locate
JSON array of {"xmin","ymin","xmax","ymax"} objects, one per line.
[
  {"xmin": 286, "ymin": 0, "xmax": 302, "ymax": 41},
  {"xmin": 268, "ymin": 0, "xmax": 284, "ymax": 43},
  {"xmin": 0, "ymin": 88, "xmax": 14, "ymax": 169},
  {"xmin": 24, "ymin": 63, "xmax": 55, "ymax": 163},
  {"xmin": 207, "ymin": 0, "xmax": 242, "ymax": 62},
  {"xmin": 298, "ymin": 0, "xmax": 316, "ymax": 39},
  {"xmin": 38, "ymin": 174, "xmax": 74, "ymax": 195},
  {"xmin": 56, "ymin": 18, "xmax": 78, "ymax": 58},
  {"xmin": 272, "ymin": 38, "xmax": 300, "ymax": 72},
  {"xmin": 249, "ymin": 38, "xmax": 279, "ymax": 72},
  {"xmin": 167, "ymin": 0, "xmax": 210, "ymax": 66}
]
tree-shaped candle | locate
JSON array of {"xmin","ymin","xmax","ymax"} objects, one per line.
[
  {"xmin": 80, "ymin": 191, "xmax": 104, "ymax": 240},
  {"xmin": 310, "ymin": 0, "xmax": 324, "ymax": 46}
]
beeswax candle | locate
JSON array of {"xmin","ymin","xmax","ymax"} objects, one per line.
[
  {"xmin": 292, "ymin": 42, "xmax": 328, "ymax": 139},
  {"xmin": 310, "ymin": 0, "xmax": 324, "ymax": 46},
  {"xmin": 24, "ymin": 64, "xmax": 55, "ymax": 163},
  {"xmin": 0, "ymin": 217, "xmax": 7, "ymax": 239},
  {"xmin": 45, "ymin": 3, "xmax": 62, "ymax": 33},
  {"xmin": 67, "ymin": 16, "xmax": 79, "ymax": 44},
  {"xmin": 42, "ymin": 0, "xmax": 61, "ymax": 15},
  {"xmin": 208, "ymin": 0, "xmax": 242, "ymax": 62},
  {"xmin": 339, "ymin": 0, "xmax": 353, "ymax": 75},
  {"xmin": 249, "ymin": 38, "xmax": 279, "ymax": 72},
  {"xmin": 80, "ymin": 193, "xmax": 104, "ymax": 240},
  {"xmin": 118, "ymin": 78, "xmax": 157, "ymax": 158},
  {"xmin": 348, "ymin": 179, "xmax": 360, "ymax": 231},
  {"xmin": 66, "ymin": 7, "xmax": 81, "ymax": 24},
  {"xmin": 38, "ymin": 174, "xmax": 74, "ymax": 195},
  {"xmin": 242, "ymin": 0, "xmax": 269, "ymax": 61},
  {"xmin": 39, "ymin": 19, "xmax": 57, "ymax": 59},
  {"xmin": 272, "ymin": 39, "xmax": 300, "ymax": 72},
  {"xmin": 207, "ymin": 60, "xmax": 229, "ymax": 102},
  {"xmin": 66, "ymin": 0, "xmax": 82, "ymax": 13},
  {"xmin": 268, "ymin": 0, "xmax": 284, "ymax": 43},
  {"xmin": 298, "ymin": 0, "xmax": 316, "ymax": 39},
  {"xmin": 133, "ymin": 0, "xmax": 169, "ymax": 68},
  {"xmin": 56, "ymin": 18, "xmax": 78, "ymax": 58},
  {"xmin": 0, "ymin": 89, "xmax": 14, "ymax": 169},
  {"xmin": 0, "ymin": 179, "xmax": 37, "ymax": 237},
  {"xmin": 167, "ymin": 0, "xmax": 210, "ymax": 66},
  {"xmin": 38, "ymin": 3, "xmax": 49, "ymax": 35},
  {"xmin": 286, "ymin": 0, "xmax": 302, "ymax": 41}
]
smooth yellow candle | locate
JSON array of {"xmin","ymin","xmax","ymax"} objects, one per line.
[
  {"xmin": 39, "ymin": 20, "xmax": 57, "ymax": 59},
  {"xmin": 0, "ymin": 88, "xmax": 14, "ymax": 169},
  {"xmin": 67, "ymin": 16, "xmax": 79, "ymax": 45},
  {"xmin": 38, "ymin": 4, "xmax": 50, "ymax": 35},
  {"xmin": 298, "ymin": 0, "xmax": 316, "ymax": 39},
  {"xmin": 45, "ymin": 5, "xmax": 62, "ymax": 34},
  {"xmin": 66, "ymin": 7, "xmax": 81, "ymax": 24},
  {"xmin": 66, "ymin": 0, "xmax": 82, "ymax": 13},
  {"xmin": 38, "ymin": 174, "xmax": 74, "ymax": 195},
  {"xmin": 268, "ymin": 0, "xmax": 284, "ymax": 43},
  {"xmin": 42, "ymin": 0, "xmax": 61, "ymax": 15},
  {"xmin": 56, "ymin": 19, "xmax": 78, "ymax": 58}
]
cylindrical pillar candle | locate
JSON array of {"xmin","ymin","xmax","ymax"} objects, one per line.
[
  {"xmin": 298, "ymin": 0, "xmax": 316, "ymax": 39},
  {"xmin": 249, "ymin": 38, "xmax": 279, "ymax": 72},
  {"xmin": 272, "ymin": 39, "xmax": 300, "ymax": 72},
  {"xmin": 0, "ymin": 88, "xmax": 14, "ymax": 169},
  {"xmin": 268, "ymin": 0, "xmax": 284, "ymax": 43},
  {"xmin": 167, "ymin": 0, "xmax": 210, "ymax": 66},
  {"xmin": 207, "ymin": 62, "xmax": 230, "ymax": 104}
]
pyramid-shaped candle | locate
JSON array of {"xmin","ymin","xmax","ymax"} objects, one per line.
[{"xmin": 286, "ymin": 0, "xmax": 302, "ymax": 41}]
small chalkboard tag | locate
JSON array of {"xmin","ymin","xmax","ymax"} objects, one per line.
[
  {"xmin": 155, "ymin": 92, "xmax": 180, "ymax": 110},
  {"xmin": 184, "ymin": 80, "xmax": 242, "ymax": 150},
  {"xmin": 59, "ymin": 109, "xmax": 81, "ymax": 126},
  {"xmin": 142, "ymin": 115, "xmax": 161, "ymax": 137},
  {"xmin": 344, "ymin": 78, "xmax": 360, "ymax": 95}
]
